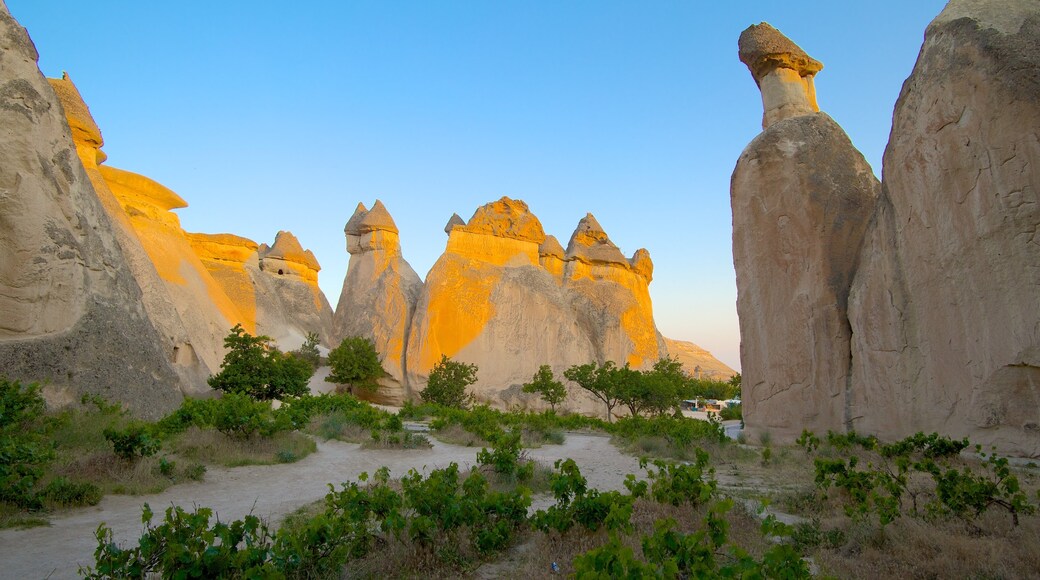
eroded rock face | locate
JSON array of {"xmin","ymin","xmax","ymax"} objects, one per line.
[
  {"xmin": 333, "ymin": 201, "xmax": 423, "ymax": 404},
  {"xmin": 47, "ymin": 74, "xmax": 238, "ymax": 391},
  {"xmin": 848, "ymin": 0, "xmax": 1040, "ymax": 456},
  {"xmin": 404, "ymin": 197, "xmax": 665, "ymax": 415},
  {"xmin": 663, "ymin": 338, "xmax": 737, "ymax": 382},
  {"xmin": 0, "ymin": 6, "xmax": 182, "ymax": 416},
  {"xmin": 731, "ymin": 25, "xmax": 880, "ymax": 442}
]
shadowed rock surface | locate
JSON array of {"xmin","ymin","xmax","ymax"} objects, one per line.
[{"xmin": 0, "ymin": 5, "xmax": 182, "ymax": 416}]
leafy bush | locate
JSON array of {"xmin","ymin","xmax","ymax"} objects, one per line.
[
  {"xmin": 326, "ymin": 336, "xmax": 386, "ymax": 392},
  {"xmin": 208, "ymin": 324, "xmax": 313, "ymax": 400},
  {"xmin": 521, "ymin": 365, "xmax": 567, "ymax": 412},
  {"xmin": 531, "ymin": 459, "xmax": 638, "ymax": 535},
  {"xmin": 84, "ymin": 503, "xmax": 279, "ymax": 579},
  {"xmin": 420, "ymin": 356, "xmax": 478, "ymax": 409},
  {"xmin": 477, "ymin": 431, "xmax": 533, "ymax": 482},
  {"xmin": 290, "ymin": 332, "xmax": 322, "ymax": 369},
  {"xmin": 42, "ymin": 477, "xmax": 102, "ymax": 508},
  {"xmin": 719, "ymin": 403, "xmax": 742, "ymax": 421},
  {"xmin": 609, "ymin": 414, "xmax": 726, "ymax": 449},
  {"xmin": 0, "ymin": 379, "xmax": 54, "ymax": 509},
  {"xmin": 103, "ymin": 422, "xmax": 161, "ymax": 460},
  {"xmin": 641, "ymin": 450, "xmax": 716, "ymax": 508},
  {"xmin": 212, "ymin": 394, "xmax": 287, "ymax": 439}
]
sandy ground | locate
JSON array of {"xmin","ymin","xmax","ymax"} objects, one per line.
[{"xmin": 0, "ymin": 433, "xmax": 642, "ymax": 580}]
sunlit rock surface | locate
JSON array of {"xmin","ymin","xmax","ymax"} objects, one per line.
[
  {"xmin": 333, "ymin": 201, "xmax": 422, "ymax": 404},
  {"xmin": 848, "ymin": 0, "xmax": 1040, "ymax": 456},
  {"xmin": 663, "ymin": 338, "xmax": 737, "ymax": 382},
  {"xmin": 732, "ymin": 24, "xmax": 880, "ymax": 442},
  {"xmin": 404, "ymin": 197, "xmax": 666, "ymax": 415},
  {"xmin": 0, "ymin": 6, "xmax": 182, "ymax": 415},
  {"xmin": 253, "ymin": 231, "xmax": 335, "ymax": 350}
]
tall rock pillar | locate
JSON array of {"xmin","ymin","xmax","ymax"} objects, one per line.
[{"xmin": 731, "ymin": 24, "xmax": 879, "ymax": 441}]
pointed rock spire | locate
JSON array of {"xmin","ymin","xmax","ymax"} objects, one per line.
[
  {"xmin": 344, "ymin": 202, "xmax": 368, "ymax": 235},
  {"xmin": 262, "ymin": 231, "xmax": 320, "ymax": 271},
  {"xmin": 539, "ymin": 235, "xmax": 565, "ymax": 259},
  {"xmin": 444, "ymin": 213, "xmax": 465, "ymax": 234},
  {"xmin": 565, "ymin": 213, "xmax": 626, "ymax": 264}
]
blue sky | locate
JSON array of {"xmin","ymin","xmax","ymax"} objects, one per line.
[{"xmin": 9, "ymin": 1, "xmax": 948, "ymax": 370}]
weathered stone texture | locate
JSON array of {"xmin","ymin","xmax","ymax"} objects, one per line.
[
  {"xmin": 663, "ymin": 338, "xmax": 737, "ymax": 382},
  {"xmin": 333, "ymin": 202, "xmax": 423, "ymax": 404},
  {"xmin": 732, "ymin": 113, "xmax": 879, "ymax": 442},
  {"xmin": 0, "ymin": 6, "xmax": 182, "ymax": 416},
  {"xmin": 848, "ymin": 0, "xmax": 1040, "ymax": 456}
]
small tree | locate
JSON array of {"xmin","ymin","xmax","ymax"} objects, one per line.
[
  {"xmin": 420, "ymin": 355, "xmax": 478, "ymax": 409},
  {"xmin": 326, "ymin": 336, "xmax": 386, "ymax": 393},
  {"xmin": 208, "ymin": 324, "xmax": 314, "ymax": 400},
  {"xmin": 290, "ymin": 332, "xmax": 322, "ymax": 369},
  {"xmin": 564, "ymin": 361, "xmax": 624, "ymax": 422},
  {"xmin": 522, "ymin": 365, "xmax": 567, "ymax": 413}
]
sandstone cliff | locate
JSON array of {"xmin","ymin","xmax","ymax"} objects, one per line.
[
  {"xmin": 332, "ymin": 201, "xmax": 423, "ymax": 404},
  {"xmin": 663, "ymin": 338, "xmax": 737, "ymax": 382},
  {"xmin": 847, "ymin": 0, "xmax": 1040, "ymax": 456},
  {"xmin": 0, "ymin": 5, "xmax": 182, "ymax": 416},
  {"xmin": 731, "ymin": 24, "xmax": 880, "ymax": 441},
  {"xmin": 404, "ymin": 197, "xmax": 666, "ymax": 414}
]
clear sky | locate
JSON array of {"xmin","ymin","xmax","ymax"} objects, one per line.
[{"xmin": 8, "ymin": 1, "xmax": 948, "ymax": 371}]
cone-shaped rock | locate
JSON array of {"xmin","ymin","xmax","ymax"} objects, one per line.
[
  {"xmin": 334, "ymin": 201, "xmax": 422, "ymax": 404},
  {"xmin": 253, "ymin": 231, "xmax": 335, "ymax": 348}
]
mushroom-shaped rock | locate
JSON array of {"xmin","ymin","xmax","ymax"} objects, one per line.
[
  {"xmin": 461, "ymin": 197, "xmax": 546, "ymax": 243},
  {"xmin": 629, "ymin": 248, "xmax": 654, "ymax": 282},
  {"xmin": 444, "ymin": 213, "xmax": 466, "ymax": 234},
  {"xmin": 357, "ymin": 200, "xmax": 399, "ymax": 234},
  {"xmin": 47, "ymin": 72, "xmax": 103, "ymax": 150},
  {"xmin": 738, "ymin": 23, "xmax": 822, "ymax": 128},
  {"xmin": 346, "ymin": 200, "xmax": 403, "ymax": 255},
  {"xmin": 565, "ymin": 213, "xmax": 627, "ymax": 265}
]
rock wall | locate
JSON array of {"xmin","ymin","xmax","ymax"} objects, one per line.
[
  {"xmin": 0, "ymin": 5, "xmax": 182, "ymax": 416},
  {"xmin": 848, "ymin": 0, "xmax": 1040, "ymax": 456},
  {"xmin": 253, "ymin": 231, "xmax": 335, "ymax": 350},
  {"xmin": 734, "ymin": 3, "xmax": 1040, "ymax": 456}
]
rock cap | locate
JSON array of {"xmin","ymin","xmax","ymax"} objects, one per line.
[
  {"xmin": 261, "ymin": 231, "xmax": 321, "ymax": 271},
  {"xmin": 460, "ymin": 197, "xmax": 546, "ymax": 243},
  {"xmin": 345, "ymin": 200, "xmax": 399, "ymax": 235},
  {"xmin": 738, "ymin": 23, "xmax": 823, "ymax": 83},
  {"xmin": 565, "ymin": 213, "xmax": 627, "ymax": 264},
  {"xmin": 444, "ymin": 213, "xmax": 466, "ymax": 234},
  {"xmin": 539, "ymin": 235, "xmax": 565, "ymax": 259}
]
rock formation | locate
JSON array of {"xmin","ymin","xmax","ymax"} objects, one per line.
[
  {"xmin": 847, "ymin": 0, "xmax": 1040, "ymax": 456},
  {"xmin": 734, "ymin": 3, "xmax": 1040, "ymax": 456},
  {"xmin": 663, "ymin": 338, "xmax": 737, "ymax": 382},
  {"xmin": 0, "ymin": 5, "xmax": 182, "ymax": 416},
  {"xmin": 731, "ymin": 23, "xmax": 880, "ymax": 441},
  {"xmin": 253, "ymin": 231, "xmax": 335, "ymax": 349},
  {"xmin": 404, "ymin": 197, "xmax": 666, "ymax": 414},
  {"xmin": 333, "ymin": 201, "xmax": 423, "ymax": 403}
]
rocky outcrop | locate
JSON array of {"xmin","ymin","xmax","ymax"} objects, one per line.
[
  {"xmin": 663, "ymin": 338, "xmax": 737, "ymax": 382},
  {"xmin": 847, "ymin": 1, "xmax": 1040, "ymax": 456},
  {"xmin": 333, "ymin": 201, "xmax": 423, "ymax": 404},
  {"xmin": 733, "ymin": 3, "xmax": 1040, "ymax": 457},
  {"xmin": 404, "ymin": 197, "xmax": 666, "ymax": 415},
  {"xmin": 47, "ymin": 73, "xmax": 242, "ymax": 391},
  {"xmin": 731, "ymin": 24, "xmax": 880, "ymax": 441},
  {"xmin": 253, "ymin": 231, "xmax": 335, "ymax": 349},
  {"xmin": 0, "ymin": 5, "xmax": 182, "ymax": 416}
]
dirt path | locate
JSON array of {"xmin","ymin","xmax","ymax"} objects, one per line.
[{"xmin": 0, "ymin": 433, "xmax": 640, "ymax": 579}]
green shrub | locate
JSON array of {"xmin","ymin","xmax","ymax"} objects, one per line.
[
  {"xmin": 0, "ymin": 379, "xmax": 54, "ymax": 509},
  {"xmin": 103, "ymin": 422, "xmax": 161, "ymax": 460},
  {"xmin": 212, "ymin": 394, "xmax": 286, "ymax": 439},
  {"xmin": 420, "ymin": 356, "xmax": 478, "ymax": 409},
  {"xmin": 42, "ymin": 477, "xmax": 102, "ymax": 508},
  {"xmin": 326, "ymin": 336, "xmax": 386, "ymax": 392},
  {"xmin": 207, "ymin": 324, "xmax": 313, "ymax": 400}
]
